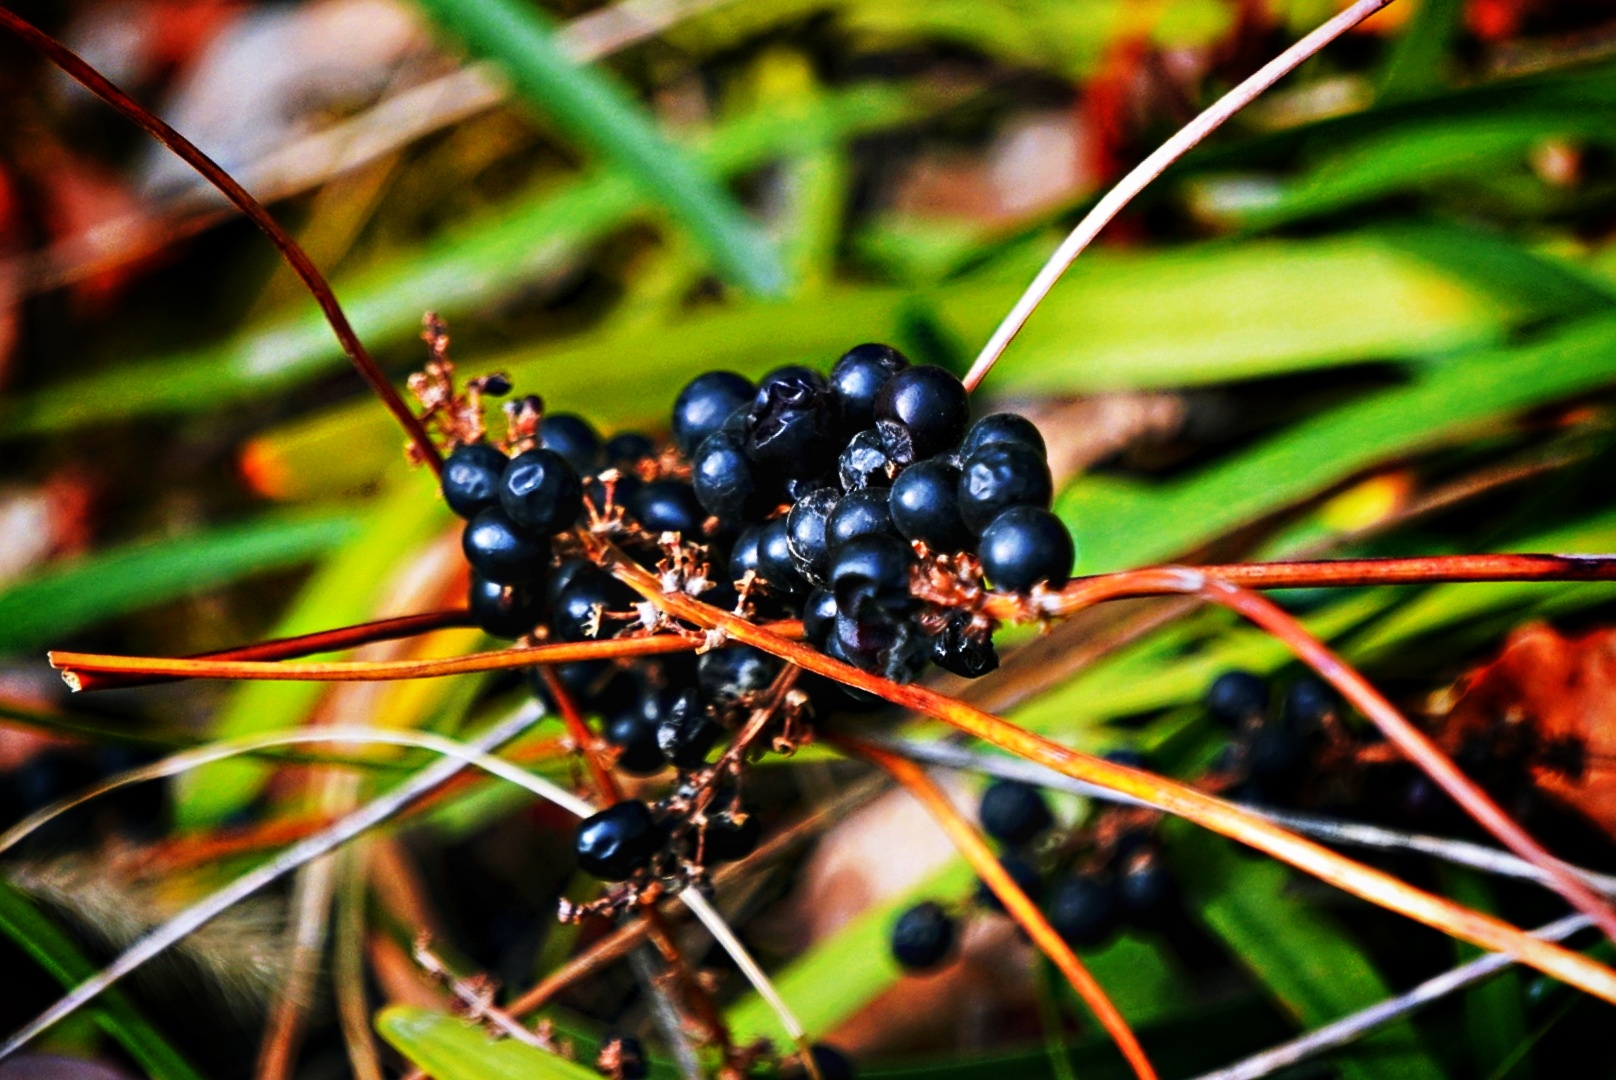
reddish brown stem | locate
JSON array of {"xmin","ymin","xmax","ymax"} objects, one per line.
[
  {"xmin": 845, "ymin": 738, "xmax": 1158, "ymax": 1080},
  {"xmin": 0, "ymin": 7, "xmax": 443, "ymax": 475},
  {"xmin": 71, "ymin": 610, "xmax": 476, "ymax": 693}
]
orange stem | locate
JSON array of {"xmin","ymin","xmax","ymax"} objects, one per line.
[{"xmin": 845, "ymin": 737, "xmax": 1158, "ymax": 1080}]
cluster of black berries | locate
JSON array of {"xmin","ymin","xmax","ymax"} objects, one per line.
[
  {"xmin": 1205, "ymin": 670, "xmax": 1338, "ymax": 806},
  {"xmin": 680, "ymin": 344, "xmax": 1071, "ymax": 683},
  {"xmin": 889, "ymin": 771, "xmax": 1178, "ymax": 972}
]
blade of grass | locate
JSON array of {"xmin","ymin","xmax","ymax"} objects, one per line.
[
  {"xmin": 411, "ymin": 0, "xmax": 783, "ymax": 296},
  {"xmin": 377, "ymin": 1005, "xmax": 600, "ymax": 1080}
]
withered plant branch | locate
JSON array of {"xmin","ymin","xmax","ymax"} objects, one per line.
[
  {"xmin": 963, "ymin": 0, "xmax": 1398, "ymax": 389},
  {"xmin": 845, "ymin": 738, "xmax": 1158, "ymax": 1080},
  {"xmin": 333, "ymin": 846, "xmax": 385, "ymax": 1080},
  {"xmin": 583, "ymin": 536, "xmax": 1616, "ymax": 1003},
  {"xmin": 413, "ymin": 940, "xmax": 553, "ymax": 1050},
  {"xmin": 1190, "ymin": 913, "xmax": 1594, "ymax": 1080},
  {"xmin": 540, "ymin": 666, "xmax": 622, "ymax": 800},
  {"xmin": 715, "ymin": 664, "xmax": 803, "ymax": 772},
  {"xmin": 0, "ymin": 6, "xmax": 443, "ymax": 475},
  {"xmin": 70, "ymin": 609, "xmax": 475, "ymax": 693},
  {"xmin": 51, "ymin": 624, "xmax": 805, "ymax": 686}
]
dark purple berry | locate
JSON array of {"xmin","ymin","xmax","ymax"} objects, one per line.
[
  {"xmin": 1206, "ymin": 670, "xmax": 1268, "ymax": 727},
  {"xmin": 598, "ymin": 1033, "xmax": 648, "ymax": 1080},
  {"xmin": 875, "ymin": 365, "xmax": 969, "ymax": 463},
  {"xmin": 547, "ymin": 557, "xmax": 591, "ymax": 610},
  {"xmin": 540, "ymin": 413, "xmax": 601, "ymax": 475},
  {"xmin": 698, "ymin": 645, "xmax": 782, "ymax": 705},
  {"xmin": 628, "ymin": 480, "xmax": 705, "ymax": 536},
  {"xmin": 1045, "ymin": 874, "xmax": 1121, "ymax": 949},
  {"xmin": 705, "ymin": 805, "xmax": 761, "ymax": 863},
  {"xmin": 604, "ymin": 708, "xmax": 668, "ymax": 775},
  {"xmin": 838, "ymin": 428, "xmax": 896, "ymax": 490},
  {"xmin": 672, "ymin": 371, "xmax": 754, "ymax": 455},
  {"xmin": 977, "ymin": 507, "xmax": 1073, "ymax": 592},
  {"xmin": 468, "ymin": 573, "xmax": 543, "ymax": 639},
  {"xmin": 756, "ymin": 516, "xmax": 808, "ymax": 596},
  {"xmin": 889, "ymin": 459, "xmax": 971, "ymax": 553},
  {"xmin": 604, "ymin": 431, "xmax": 655, "ymax": 466},
  {"xmin": 829, "ymin": 533, "xmax": 918, "ymax": 620},
  {"xmin": 728, "ymin": 524, "xmax": 765, "ymax": 585},
  {"xmin": 803, "ymin": 588, "xmax": 839, "ymax": 648},
  {"xmin": 961, "ymin": 412, "xmax": 1046, "ymax": 458},
  {"xmin": 655, "ymin": 689, "xmax": 723, "ymax": 769},
  {"xmin": 976, "ymin": 853, "xmax": 1044, "ymax": 912},
  {"xmin": 930, "ymin": 610, "xmax": 998, "ymax": 678},
  {"xmin": 786, "ymin": 488, "xmax": 840, "ymax": 586},
  {"xmin": 827, "ymin": 488, "xmax": 896, "ymax": 550},
  {"xmin": 831, "ymin": 611, "xmax": 928, "ymax": 682},
  {"xmin": 463, "ymin": 508, "xmax": 547, "ymax": 584},
  {"xmin": 745, "ymin": 370, "xmax": 843, "ymax": 478},
  {"xmin": 1246, "ymin": 722, "xmax": 1306, "ymax": 788},
  {"xmin": 1119, "ymin": 848, "xmax": 1177, "ymax": 929},
  {"xmin": 693, "ymin": 430, "xmax": 769, "ymax": 522},
  {"xmin": 890, "ymin": 901, "xmax": 956, "ymax": 971},
  {"xmin": 500, "ymin": 449, "xmax": 584, "ymax": 537},
  {"xmin": 785, "ymin": 474, "xmax": 836, "ymax": 502},
  {"xmin": 441, "ymin": 443, "xmax": 508, "ymax": 519},
  {"xmin": 830, "ymin": 343, "xmax": 910, "ymax": 430},
  {"xmin": 575, "ymin": 800, "xmax": 660, "ymax": 880},
  {"xmin": 958, "ymin": 442, "xmax": 1052, "ymax": 533},
  {"xmin": 979, "ymin": 779, "xmax": 1052, "ymax": 845},
  {"xmin": 759, "ymin": 364, "xmax": 827, "ymax": 392},
  {"xmin": 552, "ymin": 565, "xmax": 637, "ymax": 641},
  {"xmin": 1282, "ymin": 676, "xmax": 1336, "ymax": 734}
]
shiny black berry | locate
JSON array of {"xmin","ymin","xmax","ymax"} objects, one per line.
[
  {"xmin": 890, "ymin": 900, "xmax": 956, "ymax": 971},
  {"xmin": 979, "ymin": 779, "xmax": 1053, "ymax": 845},
  {"xmin": 628, "ymin": 480, "xmax": 705, "ymax": 536},
  {"xmin": 441, "ymin": 443, "xmax": 509, "ymax": 519},
  {"xmin": 961, "ymin": 412, "xmax": 1046, "ymax": 458},
  {"xmin": 540, "ymin": 413, "xmax": 601, "ymax": 475},
  {"xmin": 598, "ymin": 1033, "xmax": 648, "ymax": 1080},
  {"xmin": 552, "ymin": 565, "xmax": 637, "ymax": 641},
  {"xmin": 839, "ymin": 428, "xmax": 896, "ymax": 490},
  {"xmin": 745, "ymin": 369, "xmax": 843, "ymax": 478},
  {"xmin": 977, "ymin": 507, "xmax": 1073, "ymax": 592},
  {"xmin": 930, "ymin": 610, "xmax": 999, "ymax": 678},
  {"xmin": 803, "ymin": 588, "xmax": 839, "ymax": 648},
  {"xmin": 693, "ymin": 430, "xmax": 769, "ymax": 522},
  {"xmin": 672, "ymin": 371, "xmax": 754, "ymax": 455},
  {"xmin": 827, "ymin": 488, "xmax": 896, "ymax": 551},
  {"xmin": 874, "ymin": 365, "xmax": 970, "ymax": 463},
  {"xmin": 501, "ymin": 448, "xmax": 584, "ymax": 537},
  {"xmin": 575, "ymin": 800, "xmax": 660, "ymax": 880},
  {"xmin": 705, "ymin": 806, "xmax": 761, "ymax": 863},
  {"xmin": 1119, "ymin": 848, "xmax": 1177, "ymax": 929},
  {"xmin": 976, "ymin": 853, "xmax": 1044, "ymax": 912},
  {"xmin": 463, "ymin": 508, "xmax": 547, "ymax": 584},
  {"xmin": 756, "ymin": 516, "xmax": 808, "ymax": 596},
  {"xmin": 728, "ymin": 524, "xmax": 765, "ymax": 584},
  {"xmin": 604, "ymin": 431, "xmax": 655, "ymax": 467},
  {"xmin": 1205, "ymin": 670, "xmax": 1268, "ymax": 727},
  {"xmin": 468, "ymin": 573, "xmax": 543, "ymax": 639},
  {"xmin": 786, "ymin": 488, "xmax": 840, "ymax": 586},
  {"xmin": 958, "ymin": 442, "xmax": 1052, "ymax": 533},
  {"xmin": 829, "ymin": 533, "xmax": 918, "ymax": 619},
  {"xmin": 655, "ymin": 689, "xmax": 723, "ymax": 769},
  {"xmin": 698, "ymin": 645, "xmax": 781, "ymax": 705},
  {"xmin": 889, "ymin": 459, "xmax": 971, "ymax": 553},
  {"xmin": 604, "ymin": 707, "xmax": 667, "ymax": 775},
  {"xmin": 830, "ymin": 343, "xmax": 909, "ymax": 430},
  {"xmin": 1282, "ymin": 676, "xmax": 1336, "ymax": 735},
  {"xmin": 1045, "ymin": 874, "xmax": 1121, "ymax": 949}
]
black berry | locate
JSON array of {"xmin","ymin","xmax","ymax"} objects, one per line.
[
  {"xmin": 575, "ymin": 800, "xmax": 660, "ymax": 880},
  {"xmin": 978, "ymin": 779, "xmax": 1053, "ymax": 845},
  {"xmin": 603, "ymin": 431, "xmax": 655, "ymax": 467},
  {"xmin": 786, "ymin": 488, "xmax": 840, "ymax": 586},
  {"xmin": 890, "ymin": 900, "xmax": 956, "ymax": 971},
  {"xmin": 672, "ymin": 371, "xmax": 754, "ymax": 455},
  {"xmin": 958, "ymin": 442, "xmax": 1052, "ymax": 533},
  {"xmin": 655, "ymin": 689, "xmax": 723, "ymax": 769},
  {"xmin": 803, "ymin": 588, "xmax": 839, "ymax": 648},
  {"xmin": 627, "ymin": 480, "xmax": 705, "ymax": 536},
  {"xmin": 697, "ymin": 645, "xmax": 781, "ymax": 704},
  {"xmin": 755, "ymin": 515, "xmax": 808, "ymax": 596},
  {"xmin": 705, "ymin": 805, "xmax": 761, "ymax": 863},
  {"xmin": 745, "ymin": 369, "xmax": 843, "ymax": 478},
  {"xmin": 463, "ymin": 508, "xmax": 547, "ymax": 584},
  {"xmin": 468, "ymin": 572, "xmax": 543, "ymax": 639},
  {"xmin": 874, "ymin": 365, "xmax": 969, "ymax": 463},
  {"xmin": 604, "ymin": 706, "xmax": 668, "ymax": 775},
  {"xmin": 830, "ymin": 343, "xmax": 909, "ymax": 430},
  {"xmin": 889, "ymin": 458, "xmax": 971, "ymax": 553},
  {"xmin": 977, "ymin": 507, "xmax": 1073, "ymax": 592},
  {"xmin": 540, "ymin": 413, "xmax": 602, "ymax": 475},
  {"xmin": 1045, "ymin": 874, "xmax": 1121, "ymax": 949},
  {"xmin": 728, "ymin": 524, "xmax": 765, "ymax": 585},
  {"xmin": 1206, "ymin": 670, "xmax": 1268, "ymax": 727},
  {"xmin": 552, "ymin": 565, "xmax": 637, "ymax": 641},
  {"xmin": 829, "ymin": 533, "xmax": 918, "ymax": 619},
  {"xmin": 441, "ymin": 443, "xmax": 508, "ymax": 519},
  {"xmin": 500, "ymin": 448, "xmax": 584, "ymax": 537},
  {"xmin": 1282, "ymin": 676, "xmax": 1336, "ymax": 735},
  {"xmin": 930, "ymin": 610, "xmax": 999, "ymax": 678},
  {"xmin": 827, "ymin": 488, "xmax": 896, "ymax": 550},
  {"xmin": 1118, "ymin": 848, "xmax": 1177, "ymax": 929},
  {"xmin": 976, "ymin": 853, "xmax": 1044, "ymax": 912},
  {"xmin": 961, "ymin": 412, "xmax": 1046, "ymax": 458},
  {"xmin": 839, "ymin": 428, "xmax": 896, "ymax": 490},
  {"xmin": 693, "ymin": 430, "xmax": 769, "ymax": 522}
]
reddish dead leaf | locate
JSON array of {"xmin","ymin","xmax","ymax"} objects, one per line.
[{"xmin": 1441, "ymin": 622, "xmax": 1616, "ymax": 836}]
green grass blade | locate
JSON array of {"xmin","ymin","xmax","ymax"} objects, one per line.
[
  {"xmin": 0, "ymin": 879, "xmax": 205, "ymax": 1080},
  {"xmin": 0, "ymin": 512, "xmax": 360, "ymax": 653},
  {"xmin": 412, "ymin": 0, "xmax": 783, "ymax": 296},
  {"xmin": 376, "ymin": 1005, "xmax": 599, "ymax": 1079}
]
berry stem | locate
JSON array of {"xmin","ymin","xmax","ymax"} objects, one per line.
[
  {"xmin": 0, "ymin": 7, "xmax": 445, "ymax": 476},
  {"xmin": 962, "ymin": 0, "xmax": 1397, "ymax": 392},
  {"xmin": 584, "ymin": 533, "xmax": 1616, "ymax": 1004},
  {"xmin": 844, "ymin": 737, "xmax": 1159, "ymax": 1080}
]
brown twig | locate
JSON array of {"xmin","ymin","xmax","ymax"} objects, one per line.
[
  {"xmin": 962, "ymin": 0, "xmax": 1398, "ymax": 389},
  {"xmin": 0, "ymin": 6, "xmax": 444, "ymax": 475},
  {"xmin": 584, "ymin": 535, "xmax": 1616, "ymax": 1003},
  {"xmin": 844, "ymin": 738, "xmax": 1158, "ymax": 1080}
]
